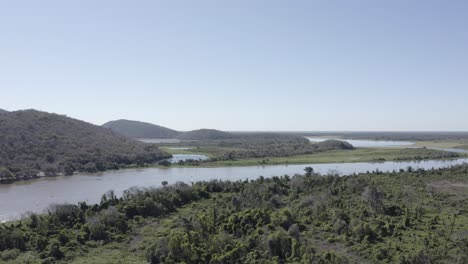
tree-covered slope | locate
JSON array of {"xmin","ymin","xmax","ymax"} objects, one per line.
[
  {"xmin": 102, "ymin": 119, "xmax": 180, "ymax": 139},
  {"xmin": 0, "ymin": 110, "xmax": 171, "ymax": 182}
]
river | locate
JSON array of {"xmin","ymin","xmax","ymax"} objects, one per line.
[{"xmin": 1, "ymin": 157, "xmax": 467, "ymax": 222}]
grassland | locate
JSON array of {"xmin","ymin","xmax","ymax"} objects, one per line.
[{"xmin": 161, "ymin": 147, "xmax": 465, "ymax": 167}]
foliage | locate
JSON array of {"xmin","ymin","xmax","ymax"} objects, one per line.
[
  {"xmin": 176, "ymin": 137, "xmax": 354, "ymax": 161},
  {"xmin": 2, "ymin": 164, "xmax": 468, "ymax": 263},
  {"xmin": 0, "ymin": 110, "xmax": 171, "ymax": 183}
]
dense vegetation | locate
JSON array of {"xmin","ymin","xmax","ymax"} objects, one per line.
[
  {"xmin": 186, "ymin": 148, "xmax": 462, "ymax": 168},
  {"xmin": 54, "ymin": 116, "xmax": 359, "ymax": 168},
  {"xmin": 102, "ymin": 120, "xmax": 180, "ymax": 139},
  {"xmin": 392, "ymin": 148, "xmax": 460, "ymax": 161},
  {"xmin": 0, "ymin": 110, "xmax": 171, "ymax": 183},
  {"xmin": 100, "ymin": 120, "xmax": 302, "ymax": 142},
  {"xmin": 2, "ymin": 165, "xmax": 468, "ymax": 263},
  {"xmin": 165, "ymin": 136, "xmax": 354, "ymax": 162}
]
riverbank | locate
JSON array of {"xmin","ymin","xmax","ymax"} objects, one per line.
[
  {"xmin": 0, "ymin": 160, "xmax": 170, "ymax": 185},
  {"xmin": 159, "ymin": 147, "xmax": 466, "ymax": 168},
  {"xmin": 2, "ymin": 147, "xmax": 465, "ymax": 185},
  {"xmin": 2, "ymin": 156, "xmax": 468, "ymax": 223},
  {"xmin": 2, "ymin": 164, "xmax": 468, "ymax": 263}
]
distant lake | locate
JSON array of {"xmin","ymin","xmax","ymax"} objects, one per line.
[
  {"xmin": 1, "ymin": 158, "xmax": 467, "ymax": 223},
  {"xmin": 306, "ymin": 137, "xmax": 415, "ymax": 148},
  {"xmin": 169, "ymin": 154, "xmax": 209, "ymax": 163},
  {"xmin": 306, "ymin": 137, "xmax": 468, "ymax": 154},
  {"xmin": 166, "ymin": 147, "xmax": 194, "ymax": 150}
]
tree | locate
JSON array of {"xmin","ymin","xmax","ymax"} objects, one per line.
[
  {"xmin": 0, "ymin": 167, "xmax": 14, "ymax": 179},
  {"xmin": 48, "ymin": 241, "xmax": 64, "ymax": 259},
  {"xmin": 361, "ymin": 186, "xmax": 384, "ymax": 214},
  {"xmin": 158, "ymin": 160, "xmax": 171, "ymax": 167}
]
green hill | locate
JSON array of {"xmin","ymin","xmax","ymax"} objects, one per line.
[
  {"xmin": 177, "ymin": 129, "xmax": 235, "ymax": 140},
  {"xmin": 0, "ymin": 110, "xmax": 171, "ymax": 182},
  {"xmin": 102, "ymin": 119, "xmax": 180, "ymax": 139},
  {"xmin": 173, "ymin": 131, "xmax": 354, "ymax": 161}
]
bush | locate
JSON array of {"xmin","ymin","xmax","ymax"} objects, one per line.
[
  {"xmin": 48, "ymin": 241, "xmax": 64, "ymax": 260},
  {"xmin": 1, "ymin": 248, "xmax": 20, "ymax": 261}
]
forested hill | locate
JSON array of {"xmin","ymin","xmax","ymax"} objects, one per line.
[
  {"xmin": 0, "ymin": 108, "xmax": 8, "ymax": 114},
  {"xmin": 101, "ymin": 121, "xmax": 236, "ymax": 140},
  {"xmin": 175, "ymin": 131, "xmax": 355, "ymax": 160},
  {"xmin": 0, "ymin": 110, "xmax": 171, "ymax": 182},
  {"xmin": 102, "ymin": 119, "xmax": 180, "ymax": 139},
  {"xmin": 100, "ymin": 120, "xmax": 311, "ymax": 142},
  {"xmin": 176, "ymin": 129, "xmax": 234, "ymax": 140}
]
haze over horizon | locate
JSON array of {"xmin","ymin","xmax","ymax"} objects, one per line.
[{"xmin": 1, "ymin": 0, "xmax": 468, "ymax": 131}]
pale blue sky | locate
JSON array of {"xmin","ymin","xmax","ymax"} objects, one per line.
[{"xmin": 1, "ymin": 0, "xmax": 467, "ymax": 131}]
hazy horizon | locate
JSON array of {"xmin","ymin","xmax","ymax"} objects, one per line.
[
  {"xmin": 3, "ymin": 108, "xmax": 468, "ymax": 133},
  {"xmin": 1, "ymin": 1, "xmax": 468, "ymax": 131}
]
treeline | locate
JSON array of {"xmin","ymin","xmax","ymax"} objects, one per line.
[
  {"xmin": 393, "ymin": 148, "xmax": 460, "ymax": 161},
  {"xmin": 2, "ymin": 165, "xmax": 468, "ymax": 263},
  {"xmin": 0, "ymin": 110, "xmax": 171, "ymax": 183},
  {"xmin": 100, "ymin": 120, "xmax": 358, "ymax": 161},
  {"xmin": 178, "ymin": 137, "xmax": 354, "ymax": 161}
]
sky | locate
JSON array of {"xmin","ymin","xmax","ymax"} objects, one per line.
[{"xmin": 0, "ymin": 0, "xmax": 467, "ymax": 131}]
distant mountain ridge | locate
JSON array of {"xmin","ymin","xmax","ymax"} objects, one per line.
[
  {"xmin": 0, "ymin": 110, "xmax": 170, "ymax": 182},
  {"xmin": 102, "ymin": 119, "xmax": 180, "ymax": 139},
  {"xmin": 100, "ymin": 120, "xmax": 356, "ymax": 149},
  {"xmin": 101, "ymin": 120, "xmax": 238, "ymax": 140},
  {"xmin": 101, "ymin": 120, "xmax": 308, "ymax": 141},
  {"xmin": 176, "ymin": 129, "xmax": 234, "ymax": 140}
]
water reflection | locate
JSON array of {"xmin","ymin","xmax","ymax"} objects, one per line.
[{"xmin": 1, "ymin": 158, "xmax": 467, "ymax": 222}]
